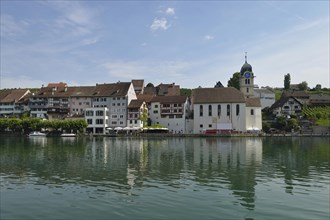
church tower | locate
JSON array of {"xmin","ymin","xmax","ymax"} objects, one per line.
[{"xmin": 239, "ymin": 53, "xmax": 255, "ymax": 98}]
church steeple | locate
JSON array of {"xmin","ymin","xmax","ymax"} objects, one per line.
[{"xmin": 239, "ymin": 52, "xmax": 254, "ymax": 98}]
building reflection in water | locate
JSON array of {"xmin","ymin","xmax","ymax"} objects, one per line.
[
  {"xmin": 86, "ymin": 137, "xmax": 262, "ymax": 210},
  {"xmin": 28, "ymin": 136, "xmax": 47, "ymax": 147},
  {"xmin": 189, "ymin": 138, "xmax": 263, "ymax": 210}
]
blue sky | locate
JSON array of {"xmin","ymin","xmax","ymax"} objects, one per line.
[{"xmin": 1, "ymin": 1, "xmax": 329, "ymax": 89}]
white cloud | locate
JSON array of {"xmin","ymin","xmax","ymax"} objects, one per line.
[
  {"xmin": 204, "ymin": 35, "xmax": 214, "ymax": 40},
  {"xmin": 150, "ymin": 18, "xmax": 170, "ymax": 31},
  {"xmin": 43, "ymin": 1, "xmax": 99, "ymax": 37},
  {"xmin": 102, "ymin": 60, "xmax": 192, "ymax": 83},
  {"xmin": 166, "ymin": 8, "xmax": 175, "ymax": 16}
]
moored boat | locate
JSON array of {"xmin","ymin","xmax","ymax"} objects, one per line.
[
  {"xmin": 60, "ymin": 133, "xmax": 77, "ymax": 137},
  {"xmin": 29, "ymin": 131, "xmax": 47, "ymax": 137}
]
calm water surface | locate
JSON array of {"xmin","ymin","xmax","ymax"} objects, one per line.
[{"xmin": 0, "ymin": 136, "xmax": 329, "ymax": 220}]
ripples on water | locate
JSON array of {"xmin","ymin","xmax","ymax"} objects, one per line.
[{"xmin": 0, "ymin": 136, "xmax": 329, "ymax": 219}]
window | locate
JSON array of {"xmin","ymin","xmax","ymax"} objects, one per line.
[
  {"xmin": 155, "ymin": 104, "xmax": 159, "ymax": 108},
  {"xmin": 120, "ymin": 115, "xmax": 124, "ymax": 118},
  {"xmin": 200, "ymin": 105, "xmax": 203, "ymax": 116},
  {"xmin": 87, "ymin": 119, "xmax": 92, "ymax": 125},
  {"xmin": 208, "ymin": 105, "xmax": 212, "ymax": 116},
  {"xmin": 247, "ymin": 88, "xmax": 249, "ymax": 93},
  {"xmin": 209, "ymin": 124, "xmax": 212, "ymax": 128},
  {"xmin": 96, "ymin": 110, "xmax": 104, "ymax": 116},
  {"xmin": 236, "ymin": 104, "xmax": 240, "ymax": 116},
  {"xmin": 218, "ymin": 105, "xmax": 221, "ymax": 117},
  {"xmin": 250, "ymin": 109, "xmax": 254, "ymax": 115},
  {"xmin": 227, "ymin": 104, "xmax": 230, "ymax": 116},
  {"xmin": 96, "ymin": 119, "xmax": 104, "ymax": 124},
  {"xmin": 200, "ymin": 124, "xmax": 203, "ymax": 128},
  {"xmin": 86, "ymin": 110, "xmax": 93, "ymax": 116},
  {"xmin": 153, "ymin": 110, "xmax": 158, "ymax": 114}
]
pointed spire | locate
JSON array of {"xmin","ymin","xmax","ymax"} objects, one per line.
[{"xmin": 245, "ymin": 52, "xmax": 248, "ymax": 63}]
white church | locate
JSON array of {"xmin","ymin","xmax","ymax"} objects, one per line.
[{"xmin": 192, "ymin": 55, "xmax": 262, "ymax": 134}]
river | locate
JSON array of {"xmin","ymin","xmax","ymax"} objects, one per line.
[{"xmin": 0, "ymin": 136, "xmax": 329, "ymax": 220}]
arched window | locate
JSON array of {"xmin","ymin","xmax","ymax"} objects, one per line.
[
  {"xmin": 208, "ymin": 105, "xmax": 212, "ymax": 116},
  {"xmin": 236, "ymin": 104, "xmax": 240, "ymax": 116},
  {"xmin": 227, "ymin": 104, "xmax": 230, "ymax": 116},
  {"xmin": 217, "ymin": 105, "xmax": 221, "ymax": 117},
  {"xmin": 200, "ymin": 105, "xmax": 203, "ymax": 117}
]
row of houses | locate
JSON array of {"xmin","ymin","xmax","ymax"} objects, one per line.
[{"xmin": 0, "ymin": 58, "xmax": 265, "ymax": 134}]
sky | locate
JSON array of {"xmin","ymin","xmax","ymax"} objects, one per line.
[{"xmin": 1, "ymin": 0, "xmax": 329, "ymax": 89}]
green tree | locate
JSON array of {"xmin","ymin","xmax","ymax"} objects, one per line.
[
  {"xmin": 284, "ymin": 73, "xmax": 291, "ymax": 90},
  {"xmin": 180, "ymin": 88, "xmax": 192, "ymax": 96},
  {"xmin": 287, "ymin": 118, "xmax": 299, "ymax": 132},
  {"xmin": 298, "ymin": 81, "xmax": 308, "ymax": 91},
  {"xmin": 227, "ymin": 72, "xmax": 240, "ymax": 90},
  {"xmin": 140, "ymin": 107, "xmax": 148, "ymax": 127},
  {"xmin": 315, "ymin": 84, "xmax": 322, "ymax": 91}
]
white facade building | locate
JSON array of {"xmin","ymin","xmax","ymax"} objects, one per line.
[
  {"xmin": 0, "ymin": 89, "xmax": 30, "ymax": 117},
  {"xmin": 149, "ymin": 96, "xmax": 191, "ymax": 134},
  {"xmin": 245, "ymin": 98, "xmax": 262, "ymax": 131},
  {"xmin": 69, "ymin": 86, "xmax": 94, "ymax": 116},
  {"xmin": 254, "ymin": 88, "xmax": 275, "ymax": 109},
  {"xmin": 91, "ymin": 82, "xmax": 137, "ymax": 128},
  {"xmin": 127, "ymin": 100, "xmax": 147, "ymax": 128},
  {"xmin": 85, "ymin": 107, "xmax": 109, "ymax": 134},
  {"xmin": 192, "ymin": 87, "xmax": 248, "ymax": 134}
]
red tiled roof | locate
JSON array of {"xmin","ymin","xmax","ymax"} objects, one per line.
[
  {"xmin": 0, "ymin": 89, "xmax": 30, "ymax": 103},
  {"xmin": 47, "ymin": 82, "xmax": 67, "ymax": 87},
  {"xmin": 246, "ymin": 97, "xmax": 261, "ymax": 107},
  {"xmin": 150, "ymin": 95, "xmax": 187, "ymax": 104},
  {"xmin": 93, "ymin": 82, "xmax": 131, "ymax": 97},
  {"xmin": 192, "ymin": 87, "xmax": 245, "ymax": 104},
  {"xmin": 137, "ymin": 94, "xmax": 155, "ymax": 103},
  {"xmin": 71, "ymin": 86, "xmax": 95, "ymax": 97},
  {"xmin": 128, "ymin": 99, "xmax": 144, "ymax": 108},
  {"xmin": 131, "ymin": 80, "xmax": 144, "ymax": 88}
]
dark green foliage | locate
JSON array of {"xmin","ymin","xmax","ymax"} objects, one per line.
[
  {"xmin": 180, "ymin": 88, "xmax": 192, "ymax": 96},
  {"xmin": 227, "ymin": 72, "xmax": 240, "ymax": 90},
  {"xmin": 0, "ymin": 118, "xmax": 88, "ymax": 134},
  {"xmin": 298, "ymin": 81, "xmax": 308, "ymax": 91},
  {"xmin": 284, "ymin": 73, "xmax": 290, "ymax": 90}
]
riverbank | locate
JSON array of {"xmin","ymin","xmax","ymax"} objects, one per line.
[{"xmin": 2, "ymin": 132, "xmax": 328, "ymax": 138}]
